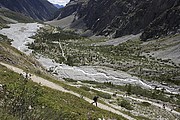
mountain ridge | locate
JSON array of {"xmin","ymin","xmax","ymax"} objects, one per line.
[
  {"xmin": 0, "ymin": 0, "xmax": 58, "ymax": 21},
  {"xmin": 54, "ymin": 0, "xmax": 180, "ymax": 40}
]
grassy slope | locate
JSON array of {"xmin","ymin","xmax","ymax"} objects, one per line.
[
  {"xmin": 0, "ymin": 40, "xmax": 44, "ymax": 75},
  {"xmin": 0, "ymin": 64, "xmax": 126, "ymax": 120}
]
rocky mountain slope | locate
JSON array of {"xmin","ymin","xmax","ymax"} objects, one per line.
[
  {"xmin": 0, "ymin": 0, "xmax": 58, "ymax": 21},
  {"xmin": 54, "ymin": 0, "xmax": 180, "ymax": 40}
]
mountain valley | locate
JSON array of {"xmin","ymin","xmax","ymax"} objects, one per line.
[{"xmin": 0, "ymin": 0, "xmax": 180, "ymax": 120}]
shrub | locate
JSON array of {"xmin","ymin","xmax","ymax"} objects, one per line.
[
  {"xmin": 103, "ymin": 82, "xmax": 114, "ymax": 87},
  {"xmin": 64, "ymin": 78, "xmax": 77, "ymax": 82},
  {"xmin": 118, "ymin": 99, "xmax": 133, "ymax": 110},
  {"xmin": 140, "ymin": 102, "xmax": 151, "ymax": 107},
  {"xmin": 97, "ymin": 92, "xmax": 111, "ymax": 99},
  {"xmin": 92, "ymin": 90, "xmax": 111, "ymax": 99}
]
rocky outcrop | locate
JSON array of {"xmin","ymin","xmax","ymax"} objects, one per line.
[
  {"xmin": 54, "ymin": 0, "xmax": 88, "ymax": 20},
  {"xmin": 55, "ymin": 0, "xmax": 180, "ymax": 40},
  {"xmin": 141, "ymin": 5, "xmax": 180, "ymax": 40},
  {"xmin": 0, "ymin": 0, "xmax": 58, "ymax": 21}
]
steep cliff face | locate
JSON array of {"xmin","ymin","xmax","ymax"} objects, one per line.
[
  {"xmin": 55, "ymin": 0, "xmax": 180, "ymax": 40},
  {"xmin": 141, "ymin": 5, "xmax": 180, "ymax": 40},
  {"xmin": 54, "ymin": 0, "xmax": 88, "ymax": 20},
  {"xmin": 0, "ymin": 0, "xmax": 58, "ymax": 21}
]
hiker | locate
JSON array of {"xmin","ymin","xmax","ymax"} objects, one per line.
[
  {"xmin": 163, "ymin": 104, "xmax": 165, "ymax": 109},
  {"xmin": 19, "ymin": 73, "xmax": 23, "ymax": 76},
  {"xmin": 91, "ymin": 96, "xmax": 99, "ymax": 106},
  {"xmin": 25, "ymin": 72, "xmax": 28, "ymax": 79},
  {"xmin": 29, "ymin": 73, "xmax": 31, "ymax": 77}
]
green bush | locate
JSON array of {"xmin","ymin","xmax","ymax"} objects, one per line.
[
  {"xmin": 103, "ymin": 82, "xmax": 114, "ymax": 87},
  {"xmin": 118, "ymin": 99, "xmax": 133, "ymax": 110},
  {"xmin": 64, "ymin": 78, "xmax": 77, "ymax": 82},
  {"xmin": 139, "ymin": 102, "xmax": 151, "ymax": 107},
  {"xmin": 92, "ymin": 90, "xmax": 111, "ymax": 99},
  {"xmin": 81, "ymin": 80, "xmax": 99, "ymax": 84}
]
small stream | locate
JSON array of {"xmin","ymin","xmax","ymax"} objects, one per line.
[
  {"xmin": 37, "ymin": 55, "xmax": 180, "ymax": 94},
  {"xmin": 38, "ymin": 55, "xmax": 153, "ymax": 88}
]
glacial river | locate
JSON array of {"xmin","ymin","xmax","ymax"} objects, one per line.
[{"xmin": 0, "ymin": 23, "xmax": 179, "ymax": 94}]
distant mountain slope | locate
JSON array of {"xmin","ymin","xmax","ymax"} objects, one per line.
[
  {"xmin": 53, "ymin": 4, "xmax": 64, "ymax": 9},
  {"xmin": 54, "ymin": 0, "xmax": 180, "ymax": 40},
  {"xmin": 0, "ymin": 8, "xmax": 35, "ymax": 29},
  {"xmin": 0, "ymin": 8, "xmax": 34, "ymax": 23},
  {"xmin": 0, "ymin": 0, "xmax": 58, "ymax": 21}
]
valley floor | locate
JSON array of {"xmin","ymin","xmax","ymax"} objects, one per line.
[
  {"xmin": 0, "ymin": 23, "xmax": 179, "ymax": 93},
  {"xmin": 0, "ymin": 22, "xmax": 180, "ymax": 119}
]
